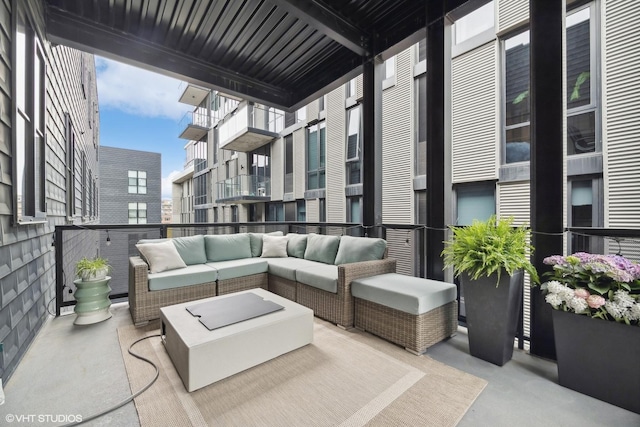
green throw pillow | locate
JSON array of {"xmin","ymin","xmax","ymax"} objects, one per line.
[
  {"xmin": 172, "ymin": 235, "xmax": 207, "ymax": 265},
  {"xmin": 334, "ymin": 235, "xmax": 387, "ymax": 265},
  {"xmin": 304, "ymin": 234, "xmax": 340, "ymax": 265},
  {"xmin": 287, "ymin": 234, "xmax": 308, "ymax": 258},
  {"xmin": 205, "ymin": 234, "xmax": 252, "ymax": 262}
]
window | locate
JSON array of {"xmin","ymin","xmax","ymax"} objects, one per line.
[
  {"xmin": 346, "ymin": 106, "xmax": 362, "ymax": 185},
  {"xmin": 455, "ymin": 183, "xmax": 496, "ymax": 226},
  {"xmin": 268, "ymin": 107, "xmax": 284, "ymax": 133},
  {"xmin": 251, "ymin": 146, "xmax": 270, "ymax": 196},
  {"xmin": 307, "ymin": 122, "xmax": 326, "ymax": 190},
  {"xmin": 503, "ymin": 30, "xmax": 530, "ymax": 164},
  {"xmin": 14, "ymin": 8, "xmax": 46, "ymax": 223},
  {"xmin": 347, "ymin": 197, "xmax": 361, "ymax": 223},
  {"xmin": 128, "ymin": 202, "xmax": 147, "ymax": 224},
  {"xmin": 383, "ymin": 56, "xmax": 396, "ymax": 80},
  {"xmin": 415, "ymin": 74, "xmax": 427, "ymax": 175},
  {"xmin": 213, "ymin": 207, "xmax": 219, "ymax": 223},
  {"xmin": 231, "ymin": 205, "xmax": 238, "ymax": 223},
  {"xmin": 567, "ymin": 4, "xmax": 598, "ymax": 155},
  {"xmin": 319, "ymin": 198, "xmax": 326, "ymax": 222},
  {"xmin": 128, "ymin": 171, "xmax": 147, "ymax": 194},
  {"xmin": 194, "ymin": 173, "xmax": 208, "ymax": 205},
  {"xmin": 296, "ymin": 107, "xmax": 306, "ymax": 123},
  {"xmin": 569, "ymin": 178, "xmax": 603, "ymax": 253},
  {"xmin": 346, "ymin": 78, "xmax": 356, "ymax": 98},
  {"xmin": 284, "ymin": 134, "xmax": 294, "ymax": 194},
  {"xmin": 194, "ymin": 139, "xmax": 207, "ymax": 172},
  {"xmin": 65, "ymin": 114, "xmax": 77, "ymax": 217},
  {"xmin": 81, "ymin": 153, "xmax": 87, "ymax": 217},
  {"xmin": 267, "ymin": 202, "xmax": 284, "ymax": 221},
  {"xmin": 453, "ymin": 1, "xmax": 494, "ymax": 45},
  {"xmin": 195, "ymin": 209, "xmax": 208, "ymax": 223},
  {"xmin": 296, "ymin": 200, "xmax": 306, "ymax": 222}
]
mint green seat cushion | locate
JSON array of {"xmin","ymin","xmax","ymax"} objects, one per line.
[
  {"xmin": 148, "ymin": 264, "xmax": 218, "ymax": 291},
  {"xmin": 248, "ymin": 231, "xmax": 284, "ymax": 257},
  {"xmin": 266, "ymin": 258, "xmax": 321, "ymax": 281},
  {"xmin": 304, "ymin": 234, "xmax": 340, "ymax": 264},
  {"xmin": 206, "ymin": 258, "xmax": 268, "ymax": 281},
  {"xmin": 296, "ymin": 264, "xmax": 339, "ymax": 294},
  {"xmin": 287, "ymin": 234, "xmax": 308, "ymax": 258},
  {"xmin": 172, "ymin": 235, "xmax": 207, "ymax": 265},
  {"xmin": 334, "ymin": 235, "xmax": 386, "ymax": 265},
  {"xmin": 205, "ymin": 234, "xmax": 252, "ymax": 261},
  {"xmin": 351, "ymin": 273, "xmax": 457, "ymax": 315}
]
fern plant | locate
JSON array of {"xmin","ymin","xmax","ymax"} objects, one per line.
[{"xmin": 442, "ymin": 215, "xmax": 539, "ymax": 286}]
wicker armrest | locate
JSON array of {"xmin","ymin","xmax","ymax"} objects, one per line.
[
  {"xmin": 338, "ymin": 258, "xmax": 397, "ymax": 288},
  {"xmin": 129, "ymin": 256, "xmax": 150, "ymax": 316}
]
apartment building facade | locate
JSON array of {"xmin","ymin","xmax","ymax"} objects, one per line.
[
  {"xmin": 172, "ymin": 0, "xmax": 640, "ymax": 334},
  {"xmin": 0, "ymin": 1, "xmax": 100, "ymax": 382}
]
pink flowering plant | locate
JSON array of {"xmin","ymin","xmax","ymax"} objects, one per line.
[{"xmin": 542, "ymin": 253, "xmax": 640, "ymax": 325}]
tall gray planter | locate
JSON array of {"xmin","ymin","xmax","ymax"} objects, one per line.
[{"xmin": 462, "ymin": 270, "xmax": 523, "ymax": 366}]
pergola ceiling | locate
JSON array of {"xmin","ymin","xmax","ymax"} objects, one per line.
[{"xmin": 44, "ymin": 0, "xmax": 467, "ymax": 111}]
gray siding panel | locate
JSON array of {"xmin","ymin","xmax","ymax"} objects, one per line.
[
  {"xmin": 293, "ymin": 128, "xmax": 305, "ymax": 200},
  {"xmin": 382, "ymin": 49, "xmax": 413, "ymax": 224},
  {"xmin": 452, "ymin": 42, "xmax": 498, "ymax": 183},
  {"xmin": 271, "ymin": 136, "xmax": 283, "ymax": 201},
  {"xmin": 604, "ymin": 0, "xmax": 640, "ymax": 228}
]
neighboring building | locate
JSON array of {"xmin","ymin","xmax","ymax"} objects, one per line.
[
  {"xmin": 98, "ymin": 146, "xmax": 161, "ymax": 295},
  {"xmin": 0, "ymin": 2, "xmax": 100, "ymax": 382},
  {"xmin": 161, "ymin": 199, "xmax": 173, "ymax": 224},
  {"xmin": 173, "ymin": 0, "xmax": 640, "ymax": 338}
]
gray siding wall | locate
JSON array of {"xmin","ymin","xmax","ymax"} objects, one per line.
[
  {"xmin": 326, "ymin": 86, "xmax": 345, "ymax": 222},
  {"xmin": 98, "ymin": 146, "xmax": 161, "ymax": 224},
  {"xmin": 0, "ymin": 0, "xmax": 99, "ymax": 383}
]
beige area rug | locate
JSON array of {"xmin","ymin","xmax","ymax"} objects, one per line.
[{"xmin": 118, "ymin": 319, "xmax": 487, "ymax": 427}]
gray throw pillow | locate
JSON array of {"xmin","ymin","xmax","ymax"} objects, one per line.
[
  {"xmin": 304, "ymin": 234, "xmax": 340, "ymax": 265},
  {"xmin": 334, "ymin": 235, "xmax": 387, "ymax": 265}
]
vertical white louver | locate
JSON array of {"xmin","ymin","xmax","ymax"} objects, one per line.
[
  {"xmin": 270, "ymin": 137, "xmax": 284, "ymax": 201},
  {"xmin": 356, "ymin": 74, "xmax": 363, "ymax": 100},
  {"xmin": 306, "ymin": 199, "xmax": 319, "ymax": 222},
  {"xmin": 308, "ymin": 101, "xmax": 319, "ymax": 122},
  {"xmin": 603, "ymin": 0, "xmax": 640, "ymax": 229},
  {"xmin": 293, "ymin": 128, "xmax": 306, "ymax": 200},
  {"xmin": 452, "ymin": 41, "xmax": 499, "ymax": 183},
  {"xmin": 326, "ymin": 86, "xmax": 346, "ymax": 222},
  {"xmin": 498, "ymin": 181, "xmax": 532, "ymax": 337},
  {"xmin": 497, "ymin": 0, "xmax": 529, "ymax": 34},
  {"xmin": 382, "ymin": 49, "xmax": 413, "ymax": 224}
]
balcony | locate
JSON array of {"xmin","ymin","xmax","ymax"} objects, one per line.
[
  {"xmin": 218, "ymin": 101, "xmax": 283, "ymax": 152},
  {"xmin": 5, "ymin": 223, "xmax": 639, "ymax": 426},
  {"xmin": 216, "ymin": 175, "xmax": 270, "ymax": 204},
  {"xmin": 178, "ymin": 109, "xmax": 209, "ymax": 141},
  {"xmin": 178, "ymin": 82, "xmax": 209, "ymax": 106}
]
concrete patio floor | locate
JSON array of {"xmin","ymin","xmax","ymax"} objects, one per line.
[{"xmin": 1, "ymin": 303, "xmax": 639, "ymax": 427}]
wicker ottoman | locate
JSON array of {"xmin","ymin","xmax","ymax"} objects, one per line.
[{"xmin": 352, "ymin": 273, "xmax": 458, "ymax": 354}]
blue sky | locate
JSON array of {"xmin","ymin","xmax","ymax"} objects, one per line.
[{"xmin": 95, "ymin": 57, "xmax": 188, "ymax": 199}]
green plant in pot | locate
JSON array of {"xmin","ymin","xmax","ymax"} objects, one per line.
[
  {"xmin": 442, "ymin": 215, "xmax": 538, "ymax": 366},
  {"xmin": 75, "ymin": 257, "xmax": 111, "ymax": 282}
]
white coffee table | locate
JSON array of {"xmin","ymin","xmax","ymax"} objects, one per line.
[{"xmin": 160, "ymin": 288, "xmax": 314, "ymax": 392}]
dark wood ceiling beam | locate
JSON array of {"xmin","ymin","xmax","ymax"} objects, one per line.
[
  {"xmin": 270, "ymin": 0, "xmax": 369, "ymax": 56},
  {"xmin": 45, "ymin": 6, "xmax": 294, "ymax": 109}
]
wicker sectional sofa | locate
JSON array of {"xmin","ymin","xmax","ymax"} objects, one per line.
[{"xmin": 128, "ymin": 232, "xmax": 396, "ymax": 327}]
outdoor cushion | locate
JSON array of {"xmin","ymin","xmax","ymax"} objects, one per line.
[
  {"xmin": 261, "ymin": 235, "xmax": 289, "ymax": 258},
  {"xmin": 248, "ymin": 231, "xmax": 284, "ymax": 257},
  {"xmin": 304, "ymin": 234, "xmax": 340, "ymax": 265},
  {"xmin": 296, "ymin": 264, "xmax": 339, "ymax": 294},
  {"xmin": 334, "ymin": 235, "xmax": 386, "ymax": 265},
  {"xmin": 205, "ymin": 234, "xmax": 252, "ymax": 262},
  {"xmin": 205, "ymin": 258, "xmax": 268, "ymax": 281},
  {"xmin": 172, "ymin": 235, "xmax": 207, "ymax": 265},
  {"xmin": 148, "ymin": 264, "xmax": 217, "ymax": 291},
  {"xmin": 266, "ymin": 258, "xmax": 321, "ymax": 281},
  {"xmin": 136, "ymin": 240, "xmax": 187, "ymax": 274},
  {"xmin": 287, "ymin": 234, "xmax": 307, "ymax": 258},
  {"xmin": 351, "ymin": 273, "xmax": 457, "ymax": 315}
]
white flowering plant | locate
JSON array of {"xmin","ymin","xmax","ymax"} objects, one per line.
[{"xmin": 542, "ymin": 253, "xmax": 640, "ymax": 326}]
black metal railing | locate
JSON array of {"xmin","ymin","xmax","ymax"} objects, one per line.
[{"xmin": 54, "ymin": 222, "xmax": 640, "ymax": 348}]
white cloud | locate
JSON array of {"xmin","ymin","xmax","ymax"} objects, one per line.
[
  {"xmin": 162, "ymin": 170, "xmax": 181, "ymax": 199},
  {"xmin": 96, "ymin": 57, "xmax": 187, "ymax": 121}
]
